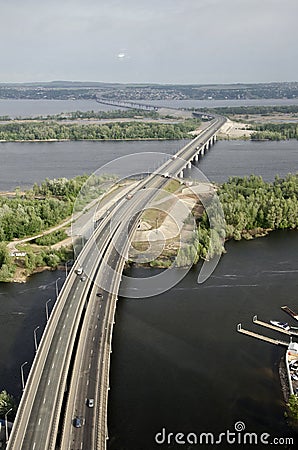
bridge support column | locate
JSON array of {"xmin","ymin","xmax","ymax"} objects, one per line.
[
  {"xmin": 195, "ymin": 153, "xmax": 199, "ymax": 162},
  {"xmin": 201, "ymin": 148, "xmax": 205, "ymax": 156},
  {"xmin": 187, "ymin": 161, "xmax": 192, "ymax": 169},
  {"xmin": 179, "ymin": 170, "xmax": 184, "ymax": 178}
]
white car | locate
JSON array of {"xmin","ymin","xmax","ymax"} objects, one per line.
[{"xmin": 87, "ymin": 398, "xmax": 94, "ymax": 408}]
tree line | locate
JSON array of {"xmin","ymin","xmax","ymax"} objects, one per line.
[
  {"xmin": 0, "ymin": 175, "xmax": 110, "ymax": 241},
  {"xmin": 202, "ymin": 173, "xmax": 298, "ymax": 244},
  {"xmin": 0, "ymin": 175, "xmax": 108, "ymax": 281},
  {"xmin": 172, "ymin": 174, "xmax": 298, "ymax": 267},
  {"xmin": 251, "ymin": 123, "xmax": 298, "ymax": 140},
  {"xmin": 0, "ymin": 109, "xmax": 159, "ymax": 121},
  {"xmin": 0, "ymin": 120, "xmax": 199, "ymax": 141},
  {"xmin": 200, "ymin": 105, "xmax": 298, "ymax": 116}
]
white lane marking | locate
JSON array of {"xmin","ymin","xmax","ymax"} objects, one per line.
[
  {"xmin": 80, "ymin": 442, "xmax": 83, "ymax": 450},
  {"xmin": 38, "ymin": 417, "xmax": 41, "ymax": 426},
  {"xmin": 59, "ymin": 336, "xmax": 62, "ymax": 341},
  {"xmin": 43, "ymin": 397, "xmax": 46, "ymax": 404},
  {"xmin": 63, "ymin": 324, "xmax": 65, "ymax": 329},
  {"xmin": 56, "ymin": 349, "xmax": 58, "ymax": 354},
  {"xmin": 48, "ymin": 379, "xmax": 51, "ymax": 385},
  {"xmin": 33, "ymin": 443, "xmax": 36, "ymax": 450},
  {"xmin": 86, "ymin": 379, "xmax": 89, "ymax": 386},
  {"xmin": 91, "ymin": 349, "xmax": 93, "ymax": 355},
  {"xmin": 95, "ymin": 324, "xmax": 97, "ymax": 329},
  {"xmin": 52, "ymin": 363, "xmax": 55, "ymax": 369},
  {"xmin": 66, "ymin": 313, "xmax": 69, "ymax": 318},
  {"xmin": 93, "ymin": 337, "xmax": 95, "ymax": 342},
  {"xmin": 70, "ymin": 303, "xmax": 73, "ymax": 308},
  {"xmin": 88, "ymin": 363, "xmax": 91, "ymax": 369}
]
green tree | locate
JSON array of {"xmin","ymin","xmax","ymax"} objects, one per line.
[{"xmin": 0, "ymin": 390, "xmax": 17, "ymax": 419}]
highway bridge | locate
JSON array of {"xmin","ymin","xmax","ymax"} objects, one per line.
[
  {"xmin": 7, "ymin": 115, "xmax": 225, "ymax": 450},
  {"xmin": 95, "ymin": 97, "xmax": 158, "ymax": 111}
]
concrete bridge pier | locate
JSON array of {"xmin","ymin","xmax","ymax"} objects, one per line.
[
  {"xmin": 195, "ymin": 153, "xmax": 199, "ymax": 162},
  {"xmin": 187, "ymin": 161, "xmax": 192, "ymax": 169},
  {"xmin": 179, "ymin": 170, "xmax": 184, "ymax": 178}
]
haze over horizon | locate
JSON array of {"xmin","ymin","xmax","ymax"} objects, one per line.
[{"xmin": 0, "ymin": 0, "xmax": 297, "ymax": 85}]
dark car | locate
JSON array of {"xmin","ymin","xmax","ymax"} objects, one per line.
[
  {"xmin": 73, "ymin": 417, "xmax": 82, "ymax": 428},
  {"xmin": 96, "ymin": 292, "xmax": 103, "ymax": 298}
]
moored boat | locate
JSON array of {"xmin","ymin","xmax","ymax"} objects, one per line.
[
  {"xmin": 270, "ymin": 320, "xmax": 290, "ymax": 331},
  {"xmin": 286, "ymin": 342, "xmax": 298, "ymax": 396}
]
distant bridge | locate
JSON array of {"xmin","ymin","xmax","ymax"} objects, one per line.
[{"xmin": 95, "ymin": 97, "xmax": 158, "ymax": 111}]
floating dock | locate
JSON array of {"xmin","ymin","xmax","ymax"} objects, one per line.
[
  {"xmin": 252, "ymin": 315, "xmax": 298, "ymax": 337},
  {"xmin": 281, "ymin": 305, "xmax": 298, "ymax": 322},
  {"xmin": 237, "ymin": 323, "xmax": 289, "ymax": 347},
  {"xmin": 252, "ymin": 315, "xmax": 291, "ymax": 335}
]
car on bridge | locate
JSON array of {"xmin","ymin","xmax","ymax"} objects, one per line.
[
  {"xmin": 73, "ymin": 417, "xmax": 82, "ymax": 428},
  {"xmin": 87, "ymin": 398, "xmax": 94, "ymax": 408}
]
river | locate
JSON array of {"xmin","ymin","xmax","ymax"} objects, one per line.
[
  {"xmin": 0, "ymin": 140, "xmax": 297, "ymax": 191},
  {"xmin": 109, "ymin": 230, "xmax": 298, "ymax": 449},
  {"xmin": 0, "ymin": 135, "xmax": 297, "ymax": 448},
  {"xmin": 0, "ymin": 99, "xmax": 117, "ymax": 118},
  {"xmin": 1, "ymin": 98, "xmax": 298, "ymax": 119}
]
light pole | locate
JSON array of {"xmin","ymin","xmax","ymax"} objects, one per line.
[
  {"xmin": 45, "ymin": 298, "xmax": 52, "ymax": 322},
  {"xmin": 65, "ymin": 259, "xmax": 72, "ymax": 278},
  {"xmin": 5, "ymin": 407, "xmax": 13, "ymax": 443},
  {"xmin": 20, "ymin": 361, "xmax": 28, "ymax": 391},
  {"xmin": 55, "ymin": 277, "xmax": 61, "ymax": 298},
  {"xmin": 34, "ymin": 326, "xmax": 40, "ymax": 352}
]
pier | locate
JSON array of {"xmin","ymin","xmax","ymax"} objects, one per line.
[
  {"xmin": 237, "ymin": 323, "xmax": 289, "ymax": 347},
  {"xmin": 252, "ymin": 315, "xmax": 291, "ymax": 335},
  {"xmin": 281, "ymin": 305, "xmax": 298, "ymax": 321}
]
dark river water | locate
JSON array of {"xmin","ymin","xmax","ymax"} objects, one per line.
[
  {"xmin": 0, "ymin": 135, "xmax": 297, "ymax": 448},
  {"xmin": 0, "ymin": 99, "xmax": 117, "ymax": 118},
  {"xmin": 109, "ymin": 231, "xmax": 298, "ymax": 449},
  {"xmin": 1, "ymin": 98, "xmax": 298, "ymax": 119},
  {"xmin": 0, "ymin": 139, "xmax": 297, "ymax": 191}
]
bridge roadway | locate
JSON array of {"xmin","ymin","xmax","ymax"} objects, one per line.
[
  {"xmin": 7, "ymin": 214, "xmax": 125, "ymax": 450},
  {"xmin": 7, "ymin": 116, "xmax": 225, "ymax": 450},
  {"xmin": 61, "ymin": 174, "xmax": 175, "ymax": 450},
  {"xmin": 60, "ymin": 115, "xmax": 226, "ymax": 450}
]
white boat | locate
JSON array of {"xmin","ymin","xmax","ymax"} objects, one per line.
[{"xmin": 270, "ymin": 320, "xmax": 290, "ymax": 331}]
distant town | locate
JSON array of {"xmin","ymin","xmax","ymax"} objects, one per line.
[{"xmin": 0, "ymin": 81, "xmax": 297, "ymax": 101}]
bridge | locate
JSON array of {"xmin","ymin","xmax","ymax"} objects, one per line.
[
  {"xmin": 7, "ymin": 116, "xmax": 225, "ymax": 450},
  {"xmin": 95, "ymin": 97, "xmax": 158, "ymax": 111}
]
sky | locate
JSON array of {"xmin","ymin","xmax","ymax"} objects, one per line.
[{"xmin": 0, "ymin": 0, "xmax": 297, "ymax": 84}]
